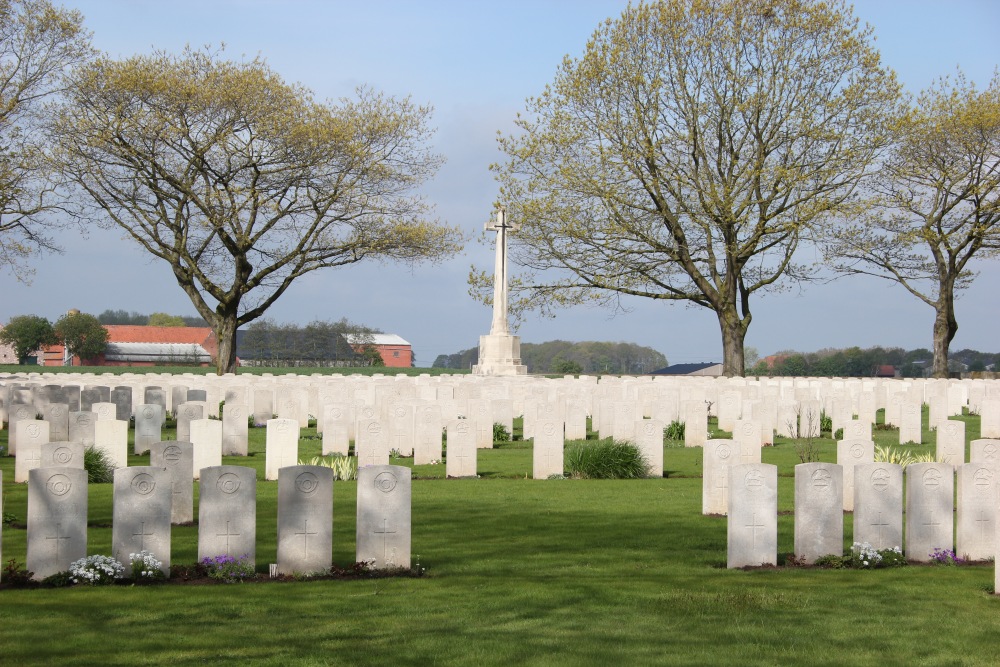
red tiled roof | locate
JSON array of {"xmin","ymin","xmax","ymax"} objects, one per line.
[{"xmin": 104, "ymin": 325, "xmax": 213, "ymax": 345}]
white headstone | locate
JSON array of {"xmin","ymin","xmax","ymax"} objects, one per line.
[
  {"xmin": 94, "ymin": 419, "xmax": 128, "ymax": 470},
  {"xmin": 836, "ymin": 439, "xmax": 875, "ymax": 511},
  {"xmin": 727, "ymin": 463, "xmax": 777, "ymax": 568},
  {"xmin": 222, "ymin": 402, "xmax": 249, "ymax": 456},
  {"xmin": 112, "ymin": 466, "xmax": 171, "ymax": 576},
  {"xmin": 533, "ymin": 418, "xmax": 564, "ymax": 479},
  {"xmin": 198, "ymin": 465, "xmax": 256, "ymax": 564},
  {"xmin": 191, "ymin": 419, "xmax": 223, "ymax": 480},
  {"xmin": 27, "ymin": 467, "xmax": 87, "ymax": 579},
  {"xmin": 905, "ymin": 462, "xmax": 954, "ymax": 562},
  {"xmin": 936, "ymin": 419, "xmax": 965, "ymax": 467},
  {"xmin": 635, "ymin": 419, "xmax": 664, "ymax": 478},
  {"xmin": 956, "ymin": 463, "xmax": 996, "ymax": 561},
  {"xmin": 446, "ymin": 420, "xmax": 477, "ymax": 478},
  {"xmin": 853, "ymin": 463, "xmax": 903, "ymax": 550},
  {"xmin": 265, "ymin": 418, "xmax": 300, "ymax": 481},
  {"xmin": 356, "ymin": 465, "xmax": 411, "ymax": 569},
  {"xmin": 277, "ymin": 465, "xmax": 333, "ymax": 575},
  {"xmin": 150, "ymin": 441, "xmax": 194, "ymax": 524},
  {"xmin": 794, "ymin": 462, "xmax": 844, "ymax": 563},
  {"xmin": 702, "ymin": 439, "xmax": 740, "ymax": 515}
]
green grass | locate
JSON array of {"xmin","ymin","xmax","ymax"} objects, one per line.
[{"xmin": 0, "ymin": 410, "xmax": 997, "ymax": 666}]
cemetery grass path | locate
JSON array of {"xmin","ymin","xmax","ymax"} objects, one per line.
[{"xmin": 0, "ymin": 412, "xmax": 997, "ymax": 665}]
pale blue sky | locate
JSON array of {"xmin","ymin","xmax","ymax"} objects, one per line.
[{"xmin": 3, "ymin": 0, "xmax": 999, "ymax": 366}]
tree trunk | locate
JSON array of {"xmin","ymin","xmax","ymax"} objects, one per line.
[
  {"xmin": 931, "ymin": 292, "xmax": 958, "ymax": 379},
  {"xmin": 718, "ymin": 307, "xmax": 748, "ymax": 377},
  {"xmin": 214, "ymin": 316, "xmax": 239, "ymax": 375}
]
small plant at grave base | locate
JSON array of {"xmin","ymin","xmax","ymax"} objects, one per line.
[
  {"xmin": 129, "ymin": 550, "xmax": 166, "ymax": 582},
  {"xmin": 83, "ymin": 446, "xmax": 116, "ymax": 484},
  {"xmin": 389, "ymin": 448, "xmax": 405, "ymax": 460},
  {"xmin": 820, "ymin": 412, "xmax": 832, "ymax": 433},
  {"xmin": 493, "ymin": 422, "xmax": 511, "ymax": 443},
  {"xmin": 41, "ymin": 570, "xmax": 74, "ymax": 588},
  {"xmin": 69, "ymin": 554, "xmax": 125, "ymax": 585},
  {"xmin": 663, "ymin": 420, "xmax": 685, "ymax": 441},
  {"xmin": 930, "ymin": 548, "xmax": 965, "ymax": 566},
  {"xmin": 847, "ymin": 542, "xmax": 907, "ymax": 569},
  {"xmin": 3, "ymin": 512, "xmax": 19, "ymax": 526},
  {"xmin": 299, "ymin": 454, "xmax": 358, "ymax": 481},
  {"xmin": 201, "ymin": 554, "xmax": 256, "ymax": 583},
  {"xmin": 833, "ymin": 428, "xmax": 843, "ymax": 440},
  {"xmin": 3, "ymin": 559, "xmax": 34, "ymax": 586},
  {"xmin": 564, "ymin": 439, "xmax": 649, "ymax": 479}
]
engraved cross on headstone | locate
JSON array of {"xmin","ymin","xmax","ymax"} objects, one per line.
[
  {"xmin": 452, "ymin": 450, "xmax": 470, "ymax": 475},
  {"xmin": 132, "ymin": 521, "xmax": 155, "ymax": 551},
  {"xmin": 745, "ymin": 512, "xmax": 765, "ymax": 550},
  {"xmin": 296, "ymin": 519, "xmax": 317, "ymax": 555},
  {"xmin": 872, "ymin": 511, "xmax": 889, "ymax": 544},
  {"xmin": 541, "ymin": 446, "xmax": 561, "ymax": 474},
  {"xmin": 715, "ymin": 471, "xmax": 729, "ymax": 506},
  {"xmin": 46, "ymin": 523, "xmax": 71, "ymax": 560},
  {"xmin": 217, "ymin": 520, "xmax": 240, "ymax": 555},
  {"xmin": 977, "ymin": 509, "xmax": 991, "ymax": 541},
  {"xmin": 374, "ymin": 517, "xmax": 396, "ymax": 564}
]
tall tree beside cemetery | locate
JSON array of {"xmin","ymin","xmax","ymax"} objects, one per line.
[
  {"xmin": 50, "ymin": 47, "xmax": 464, "ymax": 374},
  {"xmin": 0, "ymin": 0, "xmax": 91, "ymax": 279},
  {"xmin": 54, "ymin": 310, "xmax": 108, "ymax": 362},
  {"xmin": 824, "ymin": 71, "xmax": 1000, "ymax": 378},
  {"xmin": 479, "ymin": 0, "xmax": 900, "ymax": 376},
  {"xmin": 0, "ymin": 314, "xmax": 57, "ymax": 363}
]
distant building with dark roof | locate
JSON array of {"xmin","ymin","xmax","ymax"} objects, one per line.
[{"xmin": 650, "ymin": 362, "xmax": 723, "ymax": 376}]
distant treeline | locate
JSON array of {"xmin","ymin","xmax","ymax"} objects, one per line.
[
  {"xmin": 236, "ymin": 318, "xmax": 384, "ymax": 367},
  {"xmin": 98, "ymin": 309, "xmax": 207, "ymax": 327},
  {"xmin": 433, "ymin": 341, "xmax": 668, "ymax": 374},
  {"xmin": 751, "ymin": 346, "xmax": 999, "ymax": 378}
]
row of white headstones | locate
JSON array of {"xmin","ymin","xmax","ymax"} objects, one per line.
[{"xmin": 3, "ymin": 461, "xmax": 411, "ymax": 582}]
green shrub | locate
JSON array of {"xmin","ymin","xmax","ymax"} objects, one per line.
[
  {"xmin": 493, "ymin": 422, "xmax": 511, "ymax": 443},
  {"xmin": 84, "ymin": 446, "xmax": 116, "ymax": 483},
  {"xmin": 564, "ymin": 439, "xmax": 649, "ymax": 479},
  {"xmin": 820, "ymin": 412, "xmax": 832, "ymax": 433},
  {"xmin": 664, "ymin": 420, "xmax": 685, "ymax": 440}
]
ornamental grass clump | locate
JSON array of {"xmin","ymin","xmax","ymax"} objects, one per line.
[
  {"xmin": 83, "ymin": 446, "xmax": 116, "ymax": 483},
  {"xmin": 874, "ymin": 444, "xmax": 936, "ymax": 469},
  {"xmin": 299, "ymin": 455, "xmax": 358, "ymax": 481},
  {"xmin": 70, "ymin": 555, "xmax": 124, "ymax": 585},
  {"xmin": 564, "ymin": 439, "xmax": 648, "ymax": 479},
  {"xmin": 201, "ymin": 554, "xmax": 255, "ymax": 583}
]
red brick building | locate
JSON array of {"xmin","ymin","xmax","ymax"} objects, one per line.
[
  {"xmin": 41, "ymin": 325, "xmax": 217, "ymax": 367},
  {"xmin": 344, "ymin": 334, "xmax": 413, "ymax": 368}
]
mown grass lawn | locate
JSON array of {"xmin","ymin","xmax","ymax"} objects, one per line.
[{"xmin": 0, "ymin": 411, "xmax": 996, "ymax": 666}]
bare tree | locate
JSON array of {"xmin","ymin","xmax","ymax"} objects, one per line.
[
  {"xmin": 50, "ymin": 47, "xmax": 463, "ymax": 373},
  {"xmin": 825, "ymin": 71, "xmax": 1000, "ymax": 378},
  {"xmin": 478, "ymin": 0, "xmax": 901, "ymax": 376},
  {"xmin": 0, "ymin": 0, "xmax": 91, "ymax": 279}
]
